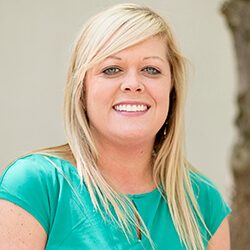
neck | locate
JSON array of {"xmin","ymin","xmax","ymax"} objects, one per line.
[{"xmin": 94, "ymin": 137, "xmax": 156, "ymax": 194}]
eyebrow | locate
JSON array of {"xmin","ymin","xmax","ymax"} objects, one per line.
[
  {"xmin": 106, "ymin": 55, "xmax": 166, "ymax": 62},
  {"xmin": 106, "ymin": 56, "xmax": 122, "ymax": 60},
  {"xmin": 143, "ymin": 56, "xmax": 166, "ymax": 62}
]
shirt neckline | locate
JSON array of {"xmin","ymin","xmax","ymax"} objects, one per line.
[
  {"xmin": 127, "ymin": 186, "xmax": 161, "ymax": 199},
  {"xmin": 37, "ymin": 154, "xmax": 162, "ymax": 199}
]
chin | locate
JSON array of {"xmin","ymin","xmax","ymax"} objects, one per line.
[{"xmin": 111, "ymin": 130, "xmax": 155, "ymax": 143}]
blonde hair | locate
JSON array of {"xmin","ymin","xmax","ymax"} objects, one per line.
[{"xmin": 39, "ymin": 3, "xmax": 209, "ymax": 249}]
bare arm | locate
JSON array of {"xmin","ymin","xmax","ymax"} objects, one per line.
[
  {"xmin": 0, "ymin": 199, "xmax": 47, "ymax": 250},
  {"xmin": 208, "ymin": 217, "xmax": 231, "ymax": 250}
]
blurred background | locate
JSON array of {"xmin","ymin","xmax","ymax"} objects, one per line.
[{"xmin": 0, "ymin": 0, "xmax": 235, "ymax": 202}]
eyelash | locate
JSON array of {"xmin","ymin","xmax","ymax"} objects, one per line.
[{"xmin": 102, "ymin": 66, "xmax": 161, "ymax": 76}]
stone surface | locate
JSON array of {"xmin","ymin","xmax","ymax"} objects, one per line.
[{"xmin": 222, "ymin": 1, "xmax": 250, "ymax": 249}]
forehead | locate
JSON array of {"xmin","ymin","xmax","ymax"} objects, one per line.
[{"xmin": 104, "ymin": 36, "xmax": 168, "ymax": 62}]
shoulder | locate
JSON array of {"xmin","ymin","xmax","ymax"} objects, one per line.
[
  {"xmin": 190, "ymin": 171, "xmax": 228, "ymax": 206},
  {"xmin": 0, "ymin": 154, "xmax": 80, "ymax": 233},
  {"xmin": 1, "ymin": 154, "xmax": 52, "ymax": 191},
  {"xmin": 190, "ymin": 171, "xmax": 231, "ymax": 237},
  {"xmin": 190, "ymin": 171, "xmax": 219, "ymax": 199},
  {"xmin": 1, "ymin": 154, "xmax": 78, "ymax": 186},
  {"xmin": 0, "ymin": 153, "xmax": 82, "ymax": 204},
  {"xmin": 1, "ymin": 154, "xmax": 51, "ymax": 179}
]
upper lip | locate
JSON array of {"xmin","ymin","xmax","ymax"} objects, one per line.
[{"xmin": 113, "ymin": 101, "xmax": 151, "ymax": 108}]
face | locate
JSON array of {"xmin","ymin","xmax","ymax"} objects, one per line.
[{"xmin": 85, "ymin": 36, "xmax": 172, "ymax": 146}]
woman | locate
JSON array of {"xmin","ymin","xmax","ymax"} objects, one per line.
[{"xmin": 0, "ymin": 3, "xmax": 231, "ymax": 249}]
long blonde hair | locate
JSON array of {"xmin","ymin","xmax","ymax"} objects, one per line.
[{"xmin": 39, "ymin": 3, "xmax": 208, "ymax": 249}]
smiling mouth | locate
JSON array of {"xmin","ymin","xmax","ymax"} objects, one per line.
[{"xmin": 113, "ymin": 104, "xmax": 150, "ymax": 112}]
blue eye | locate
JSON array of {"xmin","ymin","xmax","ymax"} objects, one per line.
[
  {"xmin": 143, "ymin": 67, "xmax": 161, "ymax": 75},
  {"xmin": 103, "ymin": 67, "xmax": 121, "ymax": 75}
]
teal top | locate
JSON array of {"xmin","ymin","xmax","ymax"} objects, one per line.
[{"xmin": 0, "ymin": 154, "xmax": 231, "ymax": 250}]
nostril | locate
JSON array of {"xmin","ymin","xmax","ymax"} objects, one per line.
[
  {"xmin": 121, "ymin": 82, "xmax": 144, "ymax": 92},
  {"xmin": 123, "ymin": 87, "xmax": 142, "ymax": 92}
]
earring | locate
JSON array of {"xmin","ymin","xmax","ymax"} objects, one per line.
[{"xmin": 163, "ymin": 121, "xmax": 168, "ymax": 136}]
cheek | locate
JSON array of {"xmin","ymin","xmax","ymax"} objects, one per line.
[
  {"xmin": 85, "ymin": 78, "xmax": 102, "ymax": 106},
  {"xmin": 85, "ymin": 83, "xmax": 100, "ymax": 118},
  {"xmin": 154, "ymin": 84, "xmax": 171, "ymax": 106},
  {"xmin": 85, "ymin": 79, "xmax": 116, "ymax": 117},
  {"xmin": 154, "ymin": 85, "xmax": 171, "ymax": 123}
]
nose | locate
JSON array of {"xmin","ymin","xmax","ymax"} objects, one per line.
[{"xmin": 120, "ymin": 71, "xmax": 144, "ymax": 93}]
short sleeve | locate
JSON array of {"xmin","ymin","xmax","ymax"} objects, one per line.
[
  {"xmin": 191, "ymin": 173, "xmax": 232, "ymax": 238},
  {"xmin": 205, "ymin": 182, "xmax": 231, "ymax": 235},
  {"xmin": 0, "ymin": 155, "xmax": 54, "ymax": 234}
]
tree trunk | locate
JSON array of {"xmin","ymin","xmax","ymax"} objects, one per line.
[{"xmin": 221, "ymin": 1, "xmax": 250, "ymax": 249}]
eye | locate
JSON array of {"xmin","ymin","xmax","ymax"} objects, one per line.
[
  {"xmin": 142, "ymin": 66, "xmax": 161, "ymax": 75},
  {"xmin": 102, "ymin": 67, "xmax": 121, "ymax": 75}
]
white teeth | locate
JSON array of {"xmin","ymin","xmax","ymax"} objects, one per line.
[{"xmin": 114, "ymin": 104, "xmax": 148, "ymax": 112}]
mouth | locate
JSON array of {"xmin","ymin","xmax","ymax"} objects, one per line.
[{"xmin": 113, "ymin": 103, "xmax": 150, "ymax": 112}]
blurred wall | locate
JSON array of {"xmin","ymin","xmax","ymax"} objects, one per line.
[{"xmin": 0, "ymin": 0, "xmax": 235, "ymax": 200}]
